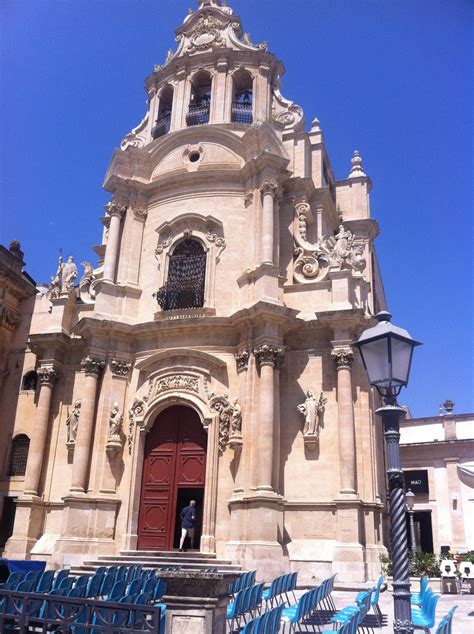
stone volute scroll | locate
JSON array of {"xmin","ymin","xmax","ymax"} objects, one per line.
[
  {"xmin": 65, "ymin": 400, "xmax": 81, "ymax": 448},
  {"xmin": 297, "ymin": 390, "xmax": 327, "ymax": 450},
  {"xmin": 208, "ymin": 393, "xmax": 243, "ymax": 452},
  {"xmin": 293, "ymin": 208, "xmax": 367, "ymax": 283},
  {"xmin": 106, "ymin": 401, "xmax": 124, "ymax": 456}
]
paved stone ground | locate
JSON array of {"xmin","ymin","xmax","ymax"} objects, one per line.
[{"xmin": 290, "ymin": 590, "xmax": 474, "ymax": 633}]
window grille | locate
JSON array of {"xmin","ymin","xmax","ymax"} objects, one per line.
[
  {"xmin": 22, "ymin": 371, "xmax": 38, "ymax": 391},
  {"xmin": 186, "ymin": 97, "xmax": 211, "ymax": 126},
  {"xmin": 8, "ymin": 435, "xmax": 30, "ymax": 476},
  {"xmin": 155, "ymin": 239, "xmax": 206, "ymax": 311}
]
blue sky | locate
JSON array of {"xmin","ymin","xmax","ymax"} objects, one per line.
[{"xmin": 1, "ymin": 0, "xmax": 472, "ymax": 417}]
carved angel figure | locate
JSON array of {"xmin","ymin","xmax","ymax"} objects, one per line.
[
  {"xmin": 297, "ymin": 390, "xmax": 327, "ymax": 437},
  {"xmin": 108, "ymin": 402, "xmax": 123, "ymax": 439},
  {"xmin": 333, "ymin": 225, "xmax": 354, "ymax": 259},
  {"xmin": 66, "ymin": 400, "xmax": 81, "ymax": 444}
]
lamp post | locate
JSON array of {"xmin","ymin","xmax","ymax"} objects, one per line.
[
  {"xmin": 405, "ymin": 488, "xmax": 417, "ymax": 554},
  {"xmin": 353, "ymin": 311, "xmax": 421, "ymax": 634}
]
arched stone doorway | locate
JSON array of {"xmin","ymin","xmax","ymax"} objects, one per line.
[{"xmin": 137, "ymin": 405, "xmax": 207, "ymax": 551}]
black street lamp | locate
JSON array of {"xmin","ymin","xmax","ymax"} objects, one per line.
[
  {"xmin": 354, "ymin": 311, "xmax": 422, "ymax": 634},
  {"xmin": 405, "ymin": 488, "xmax": 417, "ymax": 553}
]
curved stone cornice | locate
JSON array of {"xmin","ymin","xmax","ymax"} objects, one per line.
[{"xmin": 134, "ymin": 348, "xmax": 227, "ymax": 372}]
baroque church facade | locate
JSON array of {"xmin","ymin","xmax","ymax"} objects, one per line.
[{"xmin": 0, "ymin": 0, "xmax": 389, "ymax": 582}]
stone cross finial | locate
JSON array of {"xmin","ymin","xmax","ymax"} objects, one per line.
[{"xmin": 348, "ymin": 150, "xmax": 367, "ymax": 179}]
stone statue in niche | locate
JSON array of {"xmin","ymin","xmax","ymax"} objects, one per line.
[
  {"xmin": 297, "ymin": 390, "xmax": 327, "ymax": 448},
  {"xmin": 209, "ymin": 393, "xmax": 243, "ymax": 452},
  {"xmin": 65, "ymin": 400, "xmax": 81, "ymax": 446},
  {"xmin": 106, "ymin": 402, "xmax": 124, "ymax": 455}
]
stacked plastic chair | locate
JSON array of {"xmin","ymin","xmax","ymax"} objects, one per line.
[
  {"xmin": 411, "ymin": 590, "xmax": 440, "ymax": 632},
  {"xmin": 263, "ymin": 573, "xmax": 298, "ymax": 608},
  {"xmin": 229, "ymin": 570, "xmax": 257, "ymax": 596},
  {"xmin": 434, "ymin": 605, "xmax": 458, "ymax": 634},
  {"xmin": 242, "ymin": 604, "xmax": 284, "ymax": 633},
  {"xmin": 227, "ymin": 582, "xmax": 265, "ymax": 632}
]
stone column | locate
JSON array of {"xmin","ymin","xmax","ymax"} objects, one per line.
[
  {"xmin": 213, "ymin": 58, "xmax": 228, "ymax": 123},
  {"xmin": 259, "ymin": 181, "xmax": 278, "ymax": 264},
  {"xmin": 254, "ymin": 344, "xmax": 284, "ymax": 493},
  {"xmin": 102, "ymin": 201, "xmax": 127, "ymax": 283},
  {"xmin": 23, "ymin": 366, "xmax": 59, "ymax": 496},
  {"xmin": 231, "ymin": 349, "xmax": 250, "ymax": 497},
  {"xmin": 331, "ymin": 346, "xmax": 357, "ymax": 497},
  {"xmin": 70, "ymin": 356, "xmax": 105, "ymax": 494}
]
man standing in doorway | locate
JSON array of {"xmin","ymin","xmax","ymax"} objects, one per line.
[{"xmin": 179, "ymin": 499, "xmax": 196, "ymax": 552}]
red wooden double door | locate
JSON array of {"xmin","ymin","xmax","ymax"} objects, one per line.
[{"xmin": 138, "ymin": 406, "xmax": 207, "ymax": 550}]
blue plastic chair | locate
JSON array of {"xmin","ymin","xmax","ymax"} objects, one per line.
[
  {"xmin": 128, "ymin": 578, "xmax": 144, "ymax": 596},
  {"xmin": 52, "ymin": 569, "xmax": 69, "ymax": 589},
  {"xmin": 355, "ymin": 576, "xmax": 384, "ymax": 626},
  {"xmin": 58, "ymin": 576, "xmax": 74, "ymax": 591},
  {"xmin": 34, "ymin": 569, "xmax": 55, "ymax": 593},
  {"xmin": 242, "ymin": 604, "xmax": 284, "ymax": 633},
  {"xmin": 73, "ymin": 575, "xmax": 89, "ymax": 589},
  {"xmin": 38, "ymin": 588, "xmax": 67, "ymax": 620},
  {"xmin": 99, "ymin": 572, "xmax": 116, "ymax": 597},
  {"xmin": 434, "ymin": 605, "xmax": 458, "ymax": 634},
  {"xmin": 411, "ymin": 576, "xmax": 430, "ymax": 606},
  {"xmin": 0, "ymin": 571, "xmax": 23, "ymax": 588},
  {"xmin": 95, "ymin": 566, "xmax": 107, "ymax": 576},
  {"xmin": 322, "ymin": 609, "xmax": 359, "ymax": 634},
  {"xmin": 152, "ymin": 578, "xmax": 167, "ymax": 602},
  {"xmin": 85, "ymin": 572, "xmax": 105, "ymax": 598},
  {"xmin": 227, "ymin": 585, "xmax": 250, "ymax": 632},
  {"xmin": 412, "ymin": 593, "xmax": 440, "ymax": 632},
  {"xmin": 281, "ymin": 588, "xmax": 312, "ymax": 633},
  {"xmin": 108, "ymin": 579, "xmax": 127, "ymax": 601}
]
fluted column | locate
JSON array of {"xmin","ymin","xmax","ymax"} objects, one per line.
[
  {"xmin": 103, "ymin": 201, "xmax": 127, "ymax": 283},
  {"xmin": 332, "ymin": 346, "xmax": 357, "ymax": 496},
  {"xmin": 23, "ymin": 367, "xmax": 59, "ymax": 496},
  {"xmin": 259, "ymin": 181, "xmax": 278, "ymax": 264},
  {"xmin": 70, "ymin": 356, "xmax": 105, "ymax": 494},
  {"xmin": 254, "ymin": 344, "xmax": 284, "ymax": 492}
]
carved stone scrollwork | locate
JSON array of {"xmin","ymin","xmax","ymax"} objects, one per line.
[
  {"xmin": 209, "ymin": 393, "xmax": 242, "ymax": 452},
  {"xmin": 331, "ymin": 348, "xmax": 354, "ymax": 370},
  {"xmin": 293, "ymin": 215, "xmax": 367, "ymax": 284},
  {"xmin": 133, "ymin": 205, "xmax": 148, "ymax": 221},
  {"xmin": 38, "ymin": 367, "xmax": 59, "ymax": 386},
  {"xmin": 254, "ymin": 344, "xmax": 284, "ymax": 370},
  {"xmin": 128, "ymin": 398, "xmax": 146, "ymax": 453},
  {"xmin": 154, "ymin": 238, "xmax": 172, "ymax": 269},
  {"xmin": 0, "ymin": 307, "xmax": 20, "ymax": 331},
  {"xmin": 110, "ymin": 359, "xmax": 132, "ymax": 378},
  {"xmin": 81, "ymin": 356, "xmax": 105, "ymax": 377},
  {"xmin": 205, "ymin": 231, "xmax": 226, "ymax": 262},
  {"xmin": 235, "ymin": 349, "xmax": 250, "ymax": 372},
  {"xmin": 153, "ymin": 375, "xmax": 199, "ymax": 396},
  {"xmin": 79, "ymin": 262, "xmax": 96, "ymax": 304},
  {"xmin": 260, "ymin": 181, "xmax": 278, "ymax": 197}
]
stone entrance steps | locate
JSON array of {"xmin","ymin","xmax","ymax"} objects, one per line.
[{"xmin": 70, "ymin": 550, "xmax": 242, "ymax": 576}]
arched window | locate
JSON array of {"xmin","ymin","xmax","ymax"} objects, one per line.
[
  {"xmin": 156, "ymin": 239, "xmax": 206, "ymax": 311},
  {"xmin": 231, "ymin": 70, "xmax": 253, "ymax": 124},
  {"xmin": 8, "ymin": 435, "xmax": 30, "ymax": 476},
  {"xmin": 22, "ymin": 370, "xmax": 38, "ymax": 391},
  {"xmin": 153, "ymin": 85, "xmax": 174, "ymax": 139},
  {"xmin": 187, "ymin": 71, "xmax": 212, "ymax": 126}
]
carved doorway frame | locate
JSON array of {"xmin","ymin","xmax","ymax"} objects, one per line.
[{"xmin": 124, "ymin": 392, "xmax": 219, "ymax": 554}]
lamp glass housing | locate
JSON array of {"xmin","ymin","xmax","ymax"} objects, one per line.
[
  {"xmin": 353, "ymin": 312, "xmax": 421, "ymax": 397},
  {"xmin": 405, "ymin": 488, "xmax": 415, "ymax": 510}
]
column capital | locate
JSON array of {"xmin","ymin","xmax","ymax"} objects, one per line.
[
  {"xmin": 104, "ymin": 200, "xmax": 127, "ymax": 218},
  {"xmin": 235, "ymin": 348, "xmax": 250, "ymax": 373},
  {"xmin": 254, "ymin": 343, "xmax": 284, "ymax": 370},
  {"xmin": 259, "ymin": 180, "xmax": 278, "ymax": 197},
  {"xmin": 331, "ymin": 347, "xmax": 354, "ymax": 369},
  {"xmin": 110, "ymin": 358, "xmax": 132, "ymax": 378},
  {"xmin": 37, "ymin": 366, "xmax": 59, "ymax": 386},
  {"xmin": 81, "ymin": 355, "xmax": 105, "ymax": 377},
  {"xmin": 132, "ymin": 205, "xmax": 148, "ymax": 222}
]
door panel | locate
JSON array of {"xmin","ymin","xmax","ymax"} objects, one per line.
[{"xmin": 137, "ymin": 405, "xmax": 206, "ymax": 550}]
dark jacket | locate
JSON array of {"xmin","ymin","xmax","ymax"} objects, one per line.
[{"xmin": 181, "ymin": 505, "xmax": 196, "ymax": 529}]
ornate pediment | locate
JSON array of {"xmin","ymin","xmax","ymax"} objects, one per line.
[{"xmin": 161, "ymin": 3, "xmax": 268, "ymax": 64}]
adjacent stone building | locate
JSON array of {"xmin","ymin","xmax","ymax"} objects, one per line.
[
  {"xmin": 0, "ymin": 0, "xmax": 389, "ymax": 582},
  {"xmin": 401, "ymin": 401, "xmax": 474, "ymax": 555}
]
